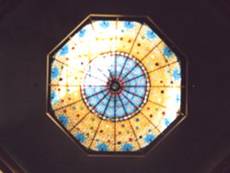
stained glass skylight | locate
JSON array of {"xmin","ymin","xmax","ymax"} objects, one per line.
[{"xmin": 47, "ymin": 15, "xmax": 187, "ymax": 154}]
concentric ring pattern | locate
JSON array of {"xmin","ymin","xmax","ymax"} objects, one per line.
[
  {"xmin": 82, "ymin": 52, "xmax": 149, "ymax": 121},
  {"xmin": 49, "ymin": 17, "xmax": 183, "ymax": 152}
]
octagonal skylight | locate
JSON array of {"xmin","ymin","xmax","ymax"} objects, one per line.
[{"xmin": 47, "ymin": 14, "xmax": 187, "ymax": 154}]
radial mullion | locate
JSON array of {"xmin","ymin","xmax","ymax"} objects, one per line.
[
  {"xmin": 85, "ymin": 73, "xmax": 107, "ymax": 83},
  {"xmin": 114, "ymin": 53, "xmax": 117, "ymax": 78},
  {"xmin": 148, "ymin": 100, "xmax": 167, "ymax": 108},
  {"xmin": 54, "ymin": 99, "xmax": 82, "ymax": 111},
  {"xmin": 97, "ymin": 67, "xmax": 110, "ymax": 79},
  {"xmin": 118, "ymin": 94, "xmax": 141, "ymax": 149},
  {"xmin": 123, "ymin": 88, "xmax": 145, "ymax": 100},
  {"xmin": 140, "ymin": 111, "xmax": 160, "ymax": 133},
  {"xmin": 117, "ymin": 24, "xmax": 143, "ymax": 78},
  {"xmin": 124, "ymin": 73, "xmax": 145, "ymax": 84},
  {"xmin": 74, "ymin": 92, "xmax": 110, "ymax": 137},
  {"xmin": 89, "ymin": 18, "xmax": 95, "ymax": 31},
  {"xmin": 102, "ymin": 95, "xmax": 112, "ymax": 115},
  {"xmin": 89, "ymin": 119, "xmax": 103, "ymax": 148},
  {"xmin": 128, "ymin": 119, "xmax": 141, "ymax": 149},
  {"xmin": 114, "ymin": 18, "xmax": 118, "ymax": 81},
  {"xmin": 50, "ymin": 84, "xmax": 82, "ymax": 87},
  {"xmin": 124, "ymin": 85, "xmax": 147, "ymax": 88},
  {"xmin": 117, "ymin": 95, "xmax": 128, "ymax": 116},
  {"xmin": 84, "ymin": 88, "xmax": 107, "ymax": 99},
  {"xmin": 148, "ymin": 61, "xmax": 178, "ymax": 74},
  {"xmin": 82, "ymin": 84, "xmax": 107, "ymax": 87},
  {"xmin": 128, "ymin": 24, "xmax": 143, "ymax": 54},
  {"xmin": 119, "ymin": 60, "xmax": 138, "ymax": 81},
  {"xmin": 52, "ymin": 58, "xmax": 69, "ymax": 66},
  {"xmin": 150, "ymin": 85, "xmax": 182, "ymax": 88},
  {"xmin": 117, "ymin": 56, "xmax": 128, "ymax": 79},
  {"xmin": 91, "ymin": 91, "xmax": 110, "ymax": 109},
  {"xmin": 70, "ymin": 111, "xmax": 91, "ymax": 131},
  {"xmin": 140, "ymin": 40, "xmax": 163, "ymax": 62},
  {"xmin": 124, "ymin": 61, "xmax": 178, "ymax": 84},
  {"xmin": 121, "ymin": 40, "xmax": 162, "ymax": 81},
  {"xmin": 85, "ymin": 19, "xmax": 99, "ymax": 64},
  {"xmin": 121, "ymin": 92, "xmax": 139, "ymax": 110},
  {"xmin": 114, "ymin": 96, "xmax": 117, "ymax": 151}
]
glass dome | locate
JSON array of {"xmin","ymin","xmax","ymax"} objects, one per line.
[{"xmin": 47, "ymin": 15, "xmax": 186, "ymax": 154}]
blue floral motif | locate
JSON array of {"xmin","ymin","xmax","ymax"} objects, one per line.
[
  {"xmin": 164, "ymin": 118, "xmax": 170, "ymax": 127},
  {"xmin": 144, "ymin": 134, "xmax": 155, "ymax": 143},
  {"xmin": 173, "ymin": 68, "xmax": 181, "ymax": 81},
  {"xmin": 60, "ymin": 45, "xmax": 68, "ymax": 55},
  {"xmin": 79, "ymin": 28, "xmax": 86, "ymax": 37},
  {"xmin": 146, "ymin": 30, "xmax": 156, "ymax": 40},
  {"xmin": 163, "ymin": 47, "xmax": 173, "ymax": 58},
  {"xmin": 176, "ymin": 94, "xmax": 181, "ymax": 103},
  {"xmin": 124, "ymin": 21, "xmax": 134, "ymax": 29},
  {"xmin": 96, "ymin": 143, "xmax": 108, "ymax": 151},
  {"xmin": 58, "ymin": 115, "xmax": 69, "ymax": 127},
  {"xmin": 100, "ymin": 21, "xmax": 109, "ymax": 28},
  {"xmin": 75, "ymin": 132, "xmax": 86, "ymax": 143},
  {"xmin": 51, "ymin": 67, "xmax": 59, "ymax": 79},
  {"xmin": 121, "ymin": 143, "xmax": 133, "ymax": 151},
  {"xmin": 51, "ymin": 91, "xmax": 58, "ymax": 104}
]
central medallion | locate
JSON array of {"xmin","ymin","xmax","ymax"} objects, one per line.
[
  {"xmin": 108, "ymin": 79, "xmax": 123, "ymax": 94},
  {"xmin": 81, "ymin": 52, "xmax": 150, "ymax": 121}
]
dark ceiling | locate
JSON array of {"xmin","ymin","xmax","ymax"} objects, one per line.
[{"xmin": 0, "ymin": 0, "xmax": 230, "ymax": 173}]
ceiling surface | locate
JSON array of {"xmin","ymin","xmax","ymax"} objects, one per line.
[{"xmin": 0, "ymin": 0, "xmax": 230, "ymax": 173}]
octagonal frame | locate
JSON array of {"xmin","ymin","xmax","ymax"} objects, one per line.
[{"xmin": 45, "ymin": 14, "xmax": 188, "ymax": 157}]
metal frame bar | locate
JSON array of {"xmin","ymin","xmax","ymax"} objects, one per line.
[{"xmin": 0, "ymin": 147, "xmax": 24, "ymax": 173}]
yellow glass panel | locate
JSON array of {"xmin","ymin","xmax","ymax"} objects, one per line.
[
  {"xmin": 115, "ymin": 21, "xmax": 142, "ymax": 53},
  {"xmin": 115, "ymin": 120, "xmax": 140, "ymax": 151},
  {"xmin": 71, "ymin": 113, "xmax": 101, "ymax": 148},
  {"xmin": 129, "ymin": 113, "xmax": 160, "ymax": 148},
  {"xmin": 90, "ymin": 120, "xmax": 115, "ymax": 151},
  {"xmin": 130, "ymin": 24, "xmax": 161, "ymax": 60}
]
